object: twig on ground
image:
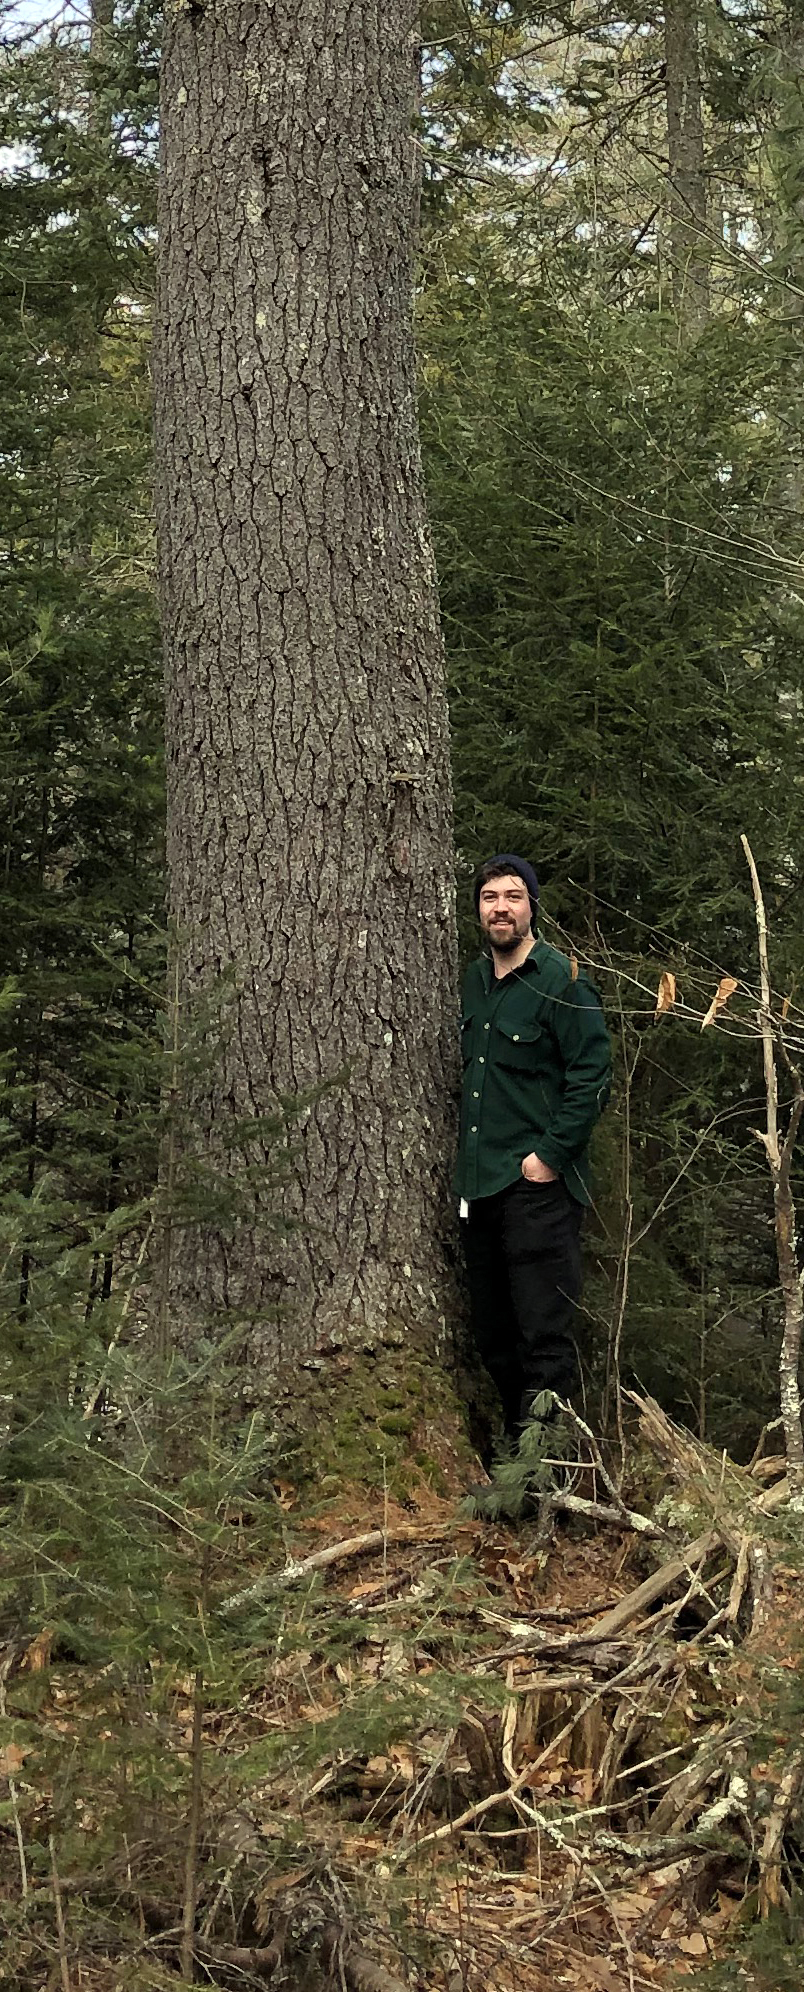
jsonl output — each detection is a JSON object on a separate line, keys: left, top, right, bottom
{"left": 559, "top": 1401, "right": 657, "bottom": 1527}
{"left": 697, "top": 1769, "right": 751, "bottom": 1839}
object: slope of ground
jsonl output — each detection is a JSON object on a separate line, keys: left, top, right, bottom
{"left": 2, "top": 1396, "right": 804, "bottom": 1989}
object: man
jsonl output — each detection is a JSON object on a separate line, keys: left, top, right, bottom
{"left": 456, "top": 855, "right": 611, "bottom": 1452}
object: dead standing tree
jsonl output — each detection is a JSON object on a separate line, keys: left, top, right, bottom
{"left": 153, "top": 3, "right": 459, "bottom": 1365}
{"left": 741, "top": 835, "right": 804, "bottom": 1501}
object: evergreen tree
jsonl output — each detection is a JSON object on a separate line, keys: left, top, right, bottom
{"left": 154, "top": 1, "right": 460, "bottom": 1361}
{"left": 0, "top": 5, "right": 163, "bottom": 1312}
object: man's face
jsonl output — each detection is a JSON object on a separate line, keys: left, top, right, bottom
{"left": 478, "top": 874, "right": 534, "bottom": 952}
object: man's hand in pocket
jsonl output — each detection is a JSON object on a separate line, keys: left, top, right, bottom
{"left": 521, "top": 1152, "right": 559, "bottom": 1184}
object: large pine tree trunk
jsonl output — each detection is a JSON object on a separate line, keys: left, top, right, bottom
{"left": 153, "top": 2, "right": 459, "bottom": 1363}
{"left": 664, "top": 0, "right": 710, "bottom": 340}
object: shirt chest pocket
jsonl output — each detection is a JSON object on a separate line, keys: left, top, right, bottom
{"left": 495, "top": 1018, "right": 545, "bottom": 1070}
{"left": 460, "top": 1013, "right": 475, "bottom": 1064}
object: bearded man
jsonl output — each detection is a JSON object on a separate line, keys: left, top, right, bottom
{"left": 456, "top": 856, "right": 611, "bottom": 1449}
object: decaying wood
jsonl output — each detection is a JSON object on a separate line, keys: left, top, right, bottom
{"left": 747, "top": 1540, "right": 775, "bottom": 1636}
{"left": 757, "top": 1475, "right": 792, "bottom": 1515}
{"left": 476, "top": 1632, "right": 646, "bottom": 1673}
{"left": 394, "top": 1637, "right": 664, "bottom": 1865}
{"left": 651, "top": 1724, "right": 743, "bottom": 1834}
{"left": 749, "top": 1453, "right": 787, "bottom": 1485}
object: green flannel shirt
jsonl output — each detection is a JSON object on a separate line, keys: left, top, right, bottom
{"left": 454, "top": 940, "right": 612, "bottom": 1207}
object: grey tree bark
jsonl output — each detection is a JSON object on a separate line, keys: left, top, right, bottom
{"left": 664, "top": 0, "right": 710, "bottom": 339}
{"left": 153, "top": 1, "right": 459, "bottom": 1366}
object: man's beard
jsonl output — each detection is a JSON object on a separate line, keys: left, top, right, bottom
{"left": 484, "top": 915, "right": 530, "bottom": 953}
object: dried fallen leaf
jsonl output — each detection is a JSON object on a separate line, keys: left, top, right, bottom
{"left": 609, "top": 1891, "right": 656, "bottom": 1921}
{"left": 655, "top": 970, "right": 676, "bottom": 1017}
{"left": 677, "top": 1932, "right": 708, "bottom": 1957}
{"left": 701, "top": 975, "right": 739, "bottom": 1031}
{"left": 572, "top": 1959, "right": 621, "bottom": 1991}
{"left": 570, "top": 954, "right": 579, "bottom": 982}
{"left": 0, "top": 1742, "right": 30, "bottom": 1777}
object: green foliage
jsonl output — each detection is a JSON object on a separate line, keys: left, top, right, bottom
{"left": 461, "top": 1394, "right": 559, "bottom": 1519}
{"left": 416, "top": 18, "right": 804, "bottom": 1454}
{"left": 0, "top": 2, "right": 164, "bottom": 1309}
{"left": 693, "top": 1900, "right": 804, "bottom": 1991}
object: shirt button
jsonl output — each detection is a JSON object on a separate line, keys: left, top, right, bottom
{"left": 483, "top": 1022, "right": 490, "bottom": 1031}
{"left": 472, "top": 1091, "right": 479, "bottom": 1099}
{"left": 470, "top": 1125, "right": 478, "bottom": 1134}
{"left": 513, "top": 1034, "right": 520, "bottom": 1042}
{"left": 479, "top": 1056, "right": 485, "bottom": 1064}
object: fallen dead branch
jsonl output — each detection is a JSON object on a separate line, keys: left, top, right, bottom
{"left": 548, "top": 1489, "right": 663, "bottom": 1534}
{"left": 591, "top": 1530, "right": 718, "bottom": 1638}
{"left": 221, "top": 1524, "right": 448, "bottom": 1612}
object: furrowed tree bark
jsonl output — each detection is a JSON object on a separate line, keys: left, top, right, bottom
{"left": 153, "top": 3, "right": 459, "bottom": 1363}
{"left": 664, "top": 0, "right": 710, "bottom": 340}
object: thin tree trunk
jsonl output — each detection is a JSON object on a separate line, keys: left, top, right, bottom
{"left": 741, "top": 836, "right": 804, "bottom": 1501}
{"left": 664, "top": 0, "right": 709, "bottom": 340}
{"left": 154, "top": 3, "right": 458, "bottom": 1363}
{"left": 180, "top": 1666, "right": 205, "bottom": 1983}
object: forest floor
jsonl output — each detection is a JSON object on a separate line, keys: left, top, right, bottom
{"left": 3, "top": 1390, "right": 804, "bottom": 1990}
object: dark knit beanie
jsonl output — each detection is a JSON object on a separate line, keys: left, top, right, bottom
{"left": 474, "top": 854, "right": 539, "bottom": 916}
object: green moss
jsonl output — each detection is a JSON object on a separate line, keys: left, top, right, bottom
{"left": 378, "top": 1412, "right": 414, "bottom": 1438}
{"left": 277, "top": 1339, "right": 477, "bottom": 1500}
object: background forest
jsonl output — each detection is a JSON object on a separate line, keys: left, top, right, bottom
{"left": 4, "top": 6, "right": 804, "bottom": 1991}
{"left": 3, "top": 0, "right": 803, "bottom": 1449}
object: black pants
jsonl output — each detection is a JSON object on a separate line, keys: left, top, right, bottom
{"left": 463, "top": 1177, "right": 584, "bottom": 1436}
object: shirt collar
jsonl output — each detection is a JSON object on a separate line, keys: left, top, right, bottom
{"left": 479, "top": 938, "right": 543, "bottom": 990}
